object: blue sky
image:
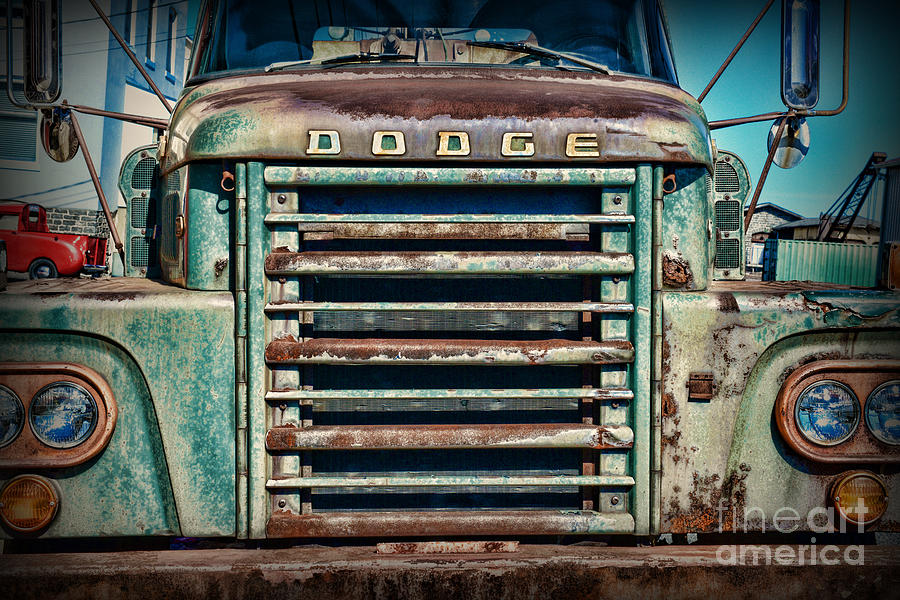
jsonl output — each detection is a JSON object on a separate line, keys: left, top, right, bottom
{"left": 665, "top": 0, "right": 900, "bottom": 220}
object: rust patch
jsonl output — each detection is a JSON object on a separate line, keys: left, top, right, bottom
{"left": 214, "top": 257, "right": 228, "bottom": 277}
{"left": 716, "top": 293, "right": 740, "bottom": 313}
{"left": 662, "top": 253, "right": 693, "bottom": 288}
{"left": 665, "top": 465, "right": 750, "bottom": 534}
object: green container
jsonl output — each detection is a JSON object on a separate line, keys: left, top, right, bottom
{"left": 763, "top": 239, "right": 878, "bottom": 286}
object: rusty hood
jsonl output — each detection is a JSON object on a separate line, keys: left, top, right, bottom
{"left": 164, "top": 67, "right": 713, "bottom": 172}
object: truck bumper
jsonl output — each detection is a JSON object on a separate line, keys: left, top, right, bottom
{"left": 3, "top": 544, "right": 898, "bottom": 599}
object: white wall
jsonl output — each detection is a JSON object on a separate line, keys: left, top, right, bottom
{"left": 0, "top": 0, "right": 112, "bottom": 210}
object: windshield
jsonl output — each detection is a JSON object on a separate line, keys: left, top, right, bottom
{"left": 194, "top": 0, "right": 677, "bottom": 82}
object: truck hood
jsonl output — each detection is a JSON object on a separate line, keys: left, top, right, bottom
{"left": 164, "top": 67, "right": 713, "bottom": 173}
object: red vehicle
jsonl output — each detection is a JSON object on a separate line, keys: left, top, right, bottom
{"left": 0, "top": 203, "right": 108, "bottom": 278}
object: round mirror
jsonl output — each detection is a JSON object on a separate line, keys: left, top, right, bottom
{"left": 40, "top": 108, "right": 79, "bottom": 163}
{"left": 768, "top": 116, "right": 809, "bottom": 169}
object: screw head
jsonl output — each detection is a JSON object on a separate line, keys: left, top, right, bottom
{"left": 613, "top": 195, "right": 623, "bottom": 205}
{"left": 611, "top": 496, "right": 620, "bottom": 506}
{"left": 277, "top": 194, "right": 287, "bottom": 204}
{"left": 278, "top": 499, "right": 286, "bottom": 508}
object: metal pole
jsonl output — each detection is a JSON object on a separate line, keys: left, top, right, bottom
{"left": 87, "top": 0, "right": 173, "bottom": 114}
{"left": 698, "top": 0, "right": 775, "bottom": 103}
{"left": 808, "top": 0, "right": 850, "bottom": 117}
{"left": 744, "top": 116, "right": 790, "bottom": 232}
{"left": 70, "top": 104, "right": 168, "bottom": 130}
{"left": 68, "top": 109, "right": 126, "bottom": 267}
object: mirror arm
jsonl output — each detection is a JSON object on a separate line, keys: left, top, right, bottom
{"left": 87, "top": 0, "right": 173, "bottom": 114}
{"left": 67, "top": 108, "right": 126, "bottom": 268}
{"left": 698, "top": 0, "right": 775, "bottom": 103}
{"left": 803, "top": 0, "right": 849, "bottom": 117}
{"left": 743, "top": 114, "right": 793, "bottom": 232}
{"left": 68, "top": 104, "right": 168, "bottom": 130}
{"left": 710, "top": 0, "right": 849, "bottom": 128}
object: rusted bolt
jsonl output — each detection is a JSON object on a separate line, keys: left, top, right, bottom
{"left": 278, "top": 499, "right": 286, "bottom": 508}
{"left": 723, "top": 270, "right": 730, "bottom": 277}
{"left": 612, "top": 276, "right": 620, "bottom": 284}
{"left": 456, "top": 45, "right": 464, "bottom": 55}
{"left": 278, "top": 277, "right": 287, "bottom": 284}
{"left": 724, "top": 155, "right": 731, "bottom": 162}
{"left": 611, "top": 401, "right": 620, "bottom": 409}
{"left": 140, "top": 151, "right": 148, "bottom": 158}
{"left": 613, "top": 195, "right": 623, "bottom": 205}
{"left": 724, "top": 194, "right": 731, "bottom": 200}
{"left": 141, "top": 191, "right": 147, "bottom": 197}
{"left": 279, "top": 404, "right": 287, "bottom": 411}
{"left": 277, "top": 194, "right": 287, "bottom": 204}
{"left": 610, "top": 496, "right": 620, "bottom": 506}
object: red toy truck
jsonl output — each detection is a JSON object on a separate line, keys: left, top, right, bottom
{"left": 0, "top": 203, "right": 108, "bottom": 278}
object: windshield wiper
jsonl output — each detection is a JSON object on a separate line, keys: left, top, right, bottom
{"left": 465, "top": 41, "right": 610, "bottom": 75}
{"left": 265, "top": 52, "right": 417, "bottom": 72}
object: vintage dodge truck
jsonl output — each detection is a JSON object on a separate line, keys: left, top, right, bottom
{"left": 0, "top": 0, "right": 897, "bottom": 545}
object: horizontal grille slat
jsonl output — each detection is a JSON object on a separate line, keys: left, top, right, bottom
{"left": 266, "top": 301, "right": 634, "bottom": 313}
{"left": 266, "top": 387, "right": 634, "bottom": 402}
{"left": 266, "top": 338, "right": 634, "bottom": 365}
{"left": 267, "top": 510, "right": 635, "bottom": 537}
{"left": 265, "top": 213, "right": 635, "bottom": 224}
{"left": 266, "top": 423, "right": 634, "bottom": 450}
{"left": 267, "top": 475, "right": 635, "bottom": 488}
{"left": 266, "top": 251, "right": 634, "bottom": 276}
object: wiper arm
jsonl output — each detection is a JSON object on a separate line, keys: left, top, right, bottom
{"left": 465, "top": 41, "right": 610, "bottom": 75}
{"left": 265, "top": 52, "right": 416, "bottom": 72}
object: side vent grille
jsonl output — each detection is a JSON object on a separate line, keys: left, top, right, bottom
{"left": 715, "top": 238, "right": 741, "bottom": 269}
{"left": 130, "top": 197, "right": 149, "bottom": 229}
{"left": 714, "top": 161, "right": 740, "bottom": 193}
{"left": 118, "top": 146, "right": 159, "bottom": 277}
{"left": 131, "top": 158, "right": 156, "bottom": 190}
{"left": 715, "top": 200, "right": 741, "bottom": 232}
{"left": 129, "top": 236, "right": 150, "bottom": 267}
{"left": 712, "top": 152, "right": 750, "bottom": 279}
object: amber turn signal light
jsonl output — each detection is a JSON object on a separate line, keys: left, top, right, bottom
{"left": 0, "top": 474, "right": 60, "bottom": 533}
{"left": 831, "top": 470, "right": 888, "bottom": 527}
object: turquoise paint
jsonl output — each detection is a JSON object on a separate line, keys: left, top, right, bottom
{"left": 660, "top": 288, "right": 900, "bottom": 532}
{"left": 0, "top": 333, "right": 178, "bottom": 538}
{"left": 0, "top": 281, "right": 236, "bottom": 537}
{"left": 185, "top": 163, "right": 234, "bottom": 291}
{"left": 660, "top": 167, "right": 710, "bottom": 290}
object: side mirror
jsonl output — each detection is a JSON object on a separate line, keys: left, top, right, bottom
{"left": 40, "top": 108, "right": 79, "bottom": 162}
{"left": 781, "top": 0, "right": 819, "bottom": 110}
{"left": 23, "top": 0, "right": 62, "bottom": 104}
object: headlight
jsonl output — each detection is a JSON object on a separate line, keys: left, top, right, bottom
{"left": 794, "top": 380, "right": 859, "bottom": 446}
{"left": 29, "top": 382, "right": 98, "bottom": 449}
{"left": 0, "top": 475, "right": 60, "bottom": 533}
{"left": 865, "top": 380, "right": 900, "bottom": 445}
{"left": 831, "top": 470, "right": 888, "bottom": 527}
{"left": 0, "top": 384, "right": 24, "bottom": 448}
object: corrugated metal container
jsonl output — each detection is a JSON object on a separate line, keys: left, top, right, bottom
{"left": 762, "top": 239, "right": 878, "bottom": 286}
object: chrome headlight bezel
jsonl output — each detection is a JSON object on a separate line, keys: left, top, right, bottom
{"left": 865, "top": 380, "right": 900, "bottom": 446}
{"left": 794, "top": 379, "right": 860, "bottom": 447}
{"left": 29, "top": 381, "right": 99, "bottom": 449}
{"left": 0, "top": 383, "right": 25, "bottom": 448}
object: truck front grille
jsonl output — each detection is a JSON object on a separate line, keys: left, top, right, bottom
{"left": 252, "top": 165, "right": 647, "bottom": 537}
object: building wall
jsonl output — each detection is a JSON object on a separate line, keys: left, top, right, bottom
{"left": 0, "top": 0, "right": 189, "bottom": 215}
{"left": 744, "top": 207, "right": 803, "bottom": 269}
{"left": 788, "top": 225, "right": 880, "bottom": 245}
{"left": 45, "top": 208, "right": 110, "bottom": 237}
